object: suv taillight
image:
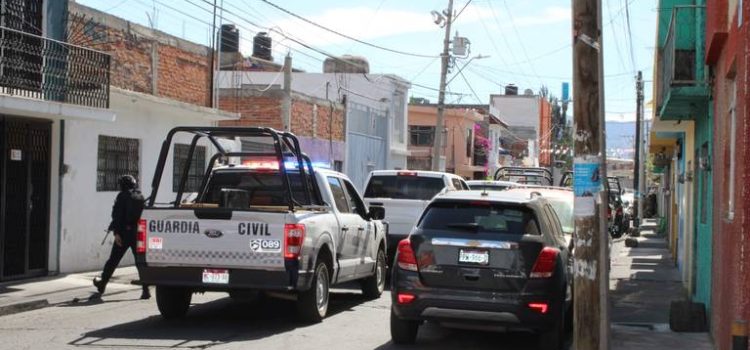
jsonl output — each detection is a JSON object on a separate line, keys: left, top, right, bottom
{"left": 284, "top": 224, "right": 306, "bottom": 260}
{"left": 136, "top": 219, "right": 147, "bottom": 254}
{"left": 397, "top": 238, "right": 418, "bottom": 271}
{"left": 529, "top": 247, "right": 559, "bottom": 278}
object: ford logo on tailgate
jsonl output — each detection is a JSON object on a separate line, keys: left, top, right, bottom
{"left": 204, "top": 229, "right": 223, "bottom": 238}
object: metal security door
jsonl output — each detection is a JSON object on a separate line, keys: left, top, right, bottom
{"left": 0, "top": 116, "right": 51, "bottom": 281}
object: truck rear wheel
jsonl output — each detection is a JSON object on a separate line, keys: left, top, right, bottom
{"left": 360, "top": 248, "right": 386, "bottom": 299}
{"left": 156, "top": 286, "right": 192, "bottom": 319}
{"left": 297, "top": 260, "right": 330, "bottom": 323}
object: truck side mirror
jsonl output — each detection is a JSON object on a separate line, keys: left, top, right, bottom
{"left": 368, "top": 206, "right": 385, "bottom": 220}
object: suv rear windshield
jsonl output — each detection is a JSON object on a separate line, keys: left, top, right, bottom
{"left": 364, "top": 175, "right": 445, "bottom": 200}
{"left": 199, "top": 170, "right": 317, "bottom": 208}
{"left": 419, "top": 201, "right": 539, "bottom": 234}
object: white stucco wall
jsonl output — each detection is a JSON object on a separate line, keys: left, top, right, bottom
{"left": 58, "top": 89, "right": 234, "bottom": 273}
{"left": 490, "top": 95, "right": 540, "bottom": 129}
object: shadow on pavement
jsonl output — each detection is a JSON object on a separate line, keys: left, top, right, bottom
{"left": 67, "top": 290, "right": 369, "bottom": 349}
{"left": 373, "top": 323, "right": 571, "bottom": 350}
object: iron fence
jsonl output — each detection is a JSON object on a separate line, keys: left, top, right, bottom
{"left": 0, "top": 25, "right": 110, "bottom": 108}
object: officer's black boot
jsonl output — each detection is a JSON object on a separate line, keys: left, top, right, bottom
{"left": 93, "top": 277, "right": 106, "bottom": 294}
{"left": 140, "top": 285, "right": 151, "bottom": 300}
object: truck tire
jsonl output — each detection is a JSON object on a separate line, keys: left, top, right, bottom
{"left": 156, "top": 286, "right": 192, "bottom": 319}
{"left": 390, "top": 309, "right": 419, "bottom": 344}
{"left": 360, "top": 248, "right": 386, "bottom": 299}
{"left": 297, "top": 260, "right": 330, "bottom": 323}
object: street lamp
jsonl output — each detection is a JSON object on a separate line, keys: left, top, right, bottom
{"left": 446, "top": 54, "right": 490, "bottom": 86}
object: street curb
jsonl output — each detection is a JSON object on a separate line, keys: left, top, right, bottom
{"left": 0, "top": 299, "right": 49, "bottom": 317}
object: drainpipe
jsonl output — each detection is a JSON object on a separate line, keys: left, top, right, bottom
{"left": 695, "top": 0, "right": 706, "bottom": 84}
{"left": 55, "top": 120, "right": 64, "bottom": 275}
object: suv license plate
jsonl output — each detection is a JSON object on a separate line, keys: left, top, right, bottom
{"left": 202, "top": 269, "right": 229, "bottom": 284}
{"left": 458, "top": 249, "right": 489, "bottom": 265}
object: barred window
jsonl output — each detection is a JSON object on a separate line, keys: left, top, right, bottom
{"left": 97, "top": 135, "right": 140, "bottom": 191}
{"left": 409, "top": 125, "right": 434, "bottom": 146}
{"left": 173, "top": 144, "right": 207, "bottom": 193}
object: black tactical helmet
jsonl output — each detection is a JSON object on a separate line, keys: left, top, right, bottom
{"left": 118, "top": 175, "right": 137, "bottom": 191}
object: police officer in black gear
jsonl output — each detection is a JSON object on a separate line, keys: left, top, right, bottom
{"left": 93, "top": 175, "right": 150, "bottom": 299}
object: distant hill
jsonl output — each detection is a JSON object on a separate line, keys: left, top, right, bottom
{"left": 606, "top": 121, "right": 636, "bottom": 160}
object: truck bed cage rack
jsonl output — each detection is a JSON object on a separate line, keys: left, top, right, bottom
{"left": 149, "top": 127, "right": 321, "bottom": 212}
{"left": 559, "top": 170, "right": 621, "bottom": 196}
{"left": 494, "top": 167, "right": 554, "bottom": 186}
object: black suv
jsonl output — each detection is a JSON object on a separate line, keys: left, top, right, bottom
{"left": 390, "top": 190, "right": 572, "bottom": 350}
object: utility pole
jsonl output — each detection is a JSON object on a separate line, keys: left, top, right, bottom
{"left": 282, "top": 53, "right": 292, "bottom": 132}
{"left": 634, "top": 71, "right": 644, "bottom": 226}
{"left": 572, "top": 0, "right": 609, "bottom": 349}
{"left": 431, "top": 0, "right": 454, "bottom": 171}
{"left": 208, "top": 0, "right": 219, "bottom": 108}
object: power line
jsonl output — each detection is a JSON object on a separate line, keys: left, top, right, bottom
{"left": 501, "top": 0, "right": 543, "bottom": 86}
{"left": 457, "top": 64, "right": 483, "bottom": 104}
{"left": 257, "top": 0, "right": 440, "bottom": 58}
{"left": 622, "top": 0, "right": 638, "bottom": 73}
{"left": 472, "top": 3, "right": 532, "bottom": 88}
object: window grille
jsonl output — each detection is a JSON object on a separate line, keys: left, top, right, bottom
{"left": 97, "top": 135, "right": 139, "bottom": 191}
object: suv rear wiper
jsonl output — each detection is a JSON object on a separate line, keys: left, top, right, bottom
{"left": 445, "top": 223, "right": 481, "bottom": 232}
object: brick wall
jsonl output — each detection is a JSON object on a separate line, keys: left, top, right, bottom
{"left": 157, "top": 45, "right": 211, "bottom": 106}
{"left": 68, "top": 3, "right": 211, "bottom": 107}
{"left": 218, "top": 90, "right": 344, "bottom": 142}
{"left": 218, "top": 93, "right": 284, "bottom": 129}
{"left": 707, "top": 1, "right": 750, "bottom": 349}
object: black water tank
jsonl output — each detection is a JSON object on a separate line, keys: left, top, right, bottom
{"left": 253, "top": 32, "right": 272, "bottom": 61}
{"left": 505, "top": 84, "right": 518, "bottom": 95}
{"left": 220, "top": 24, "right": 239, "bottom": 52}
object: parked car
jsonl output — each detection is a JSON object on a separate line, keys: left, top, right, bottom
{"left": 559, "top": 171, "right": 626, "bottom": 238}
{"left": 390, "top": 190, "right": 572, "bottom": 349}
{"left": 137, "top": 127, "right": 387, "bottom": 323}
{"left": 505, "top": 187, "right": 573, "bottom": 247}
{"left": 466, "top": 180, "right": 519, "bottom": 191}
{"left": 363, "top": 170, "right": 469, "bottom": 265}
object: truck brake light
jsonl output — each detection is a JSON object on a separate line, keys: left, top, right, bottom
{"left": 136, "top": 219, "right": 147, "bottom": 254}
{"left": 284, "top": 224, "right": 306, "bottom": 260}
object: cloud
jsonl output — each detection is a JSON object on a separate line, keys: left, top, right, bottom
{"left": 504, "top": 6, "right": 571, "bottom": 27}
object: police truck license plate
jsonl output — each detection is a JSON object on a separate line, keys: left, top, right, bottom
{"left": 202, "top": 269, "right": 229, "bottom": 284}
{"left": 459, "top": 249, "right": 489, "bottom": 265}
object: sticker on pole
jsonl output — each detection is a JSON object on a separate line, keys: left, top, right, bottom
{"left": 573, "top": 158, "right": 601, "bottom": 217}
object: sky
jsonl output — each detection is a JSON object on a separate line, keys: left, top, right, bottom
{"left": 77, "top": 0, "right": 658, "bottom": 122}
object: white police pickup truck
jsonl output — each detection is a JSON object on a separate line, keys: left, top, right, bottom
{"left": 136, "top": 127, "right": 387, "bottom": 322}
{"left": 363, "top": 170, "right": 469, "bottom": 265}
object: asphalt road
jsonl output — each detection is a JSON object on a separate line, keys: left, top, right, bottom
{"left": 0, "top": 284, "right": 559, "bottom": 350}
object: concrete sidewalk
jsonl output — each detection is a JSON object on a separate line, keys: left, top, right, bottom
{"left": 610, "top": 219, "right": 713, "bottom": 349}
{"left": 0, "top": 266, "right": 143, "bottom": 317}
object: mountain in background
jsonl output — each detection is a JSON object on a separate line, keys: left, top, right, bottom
{"left": 606, "top": 121, "right": 636, "bottom": 160}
